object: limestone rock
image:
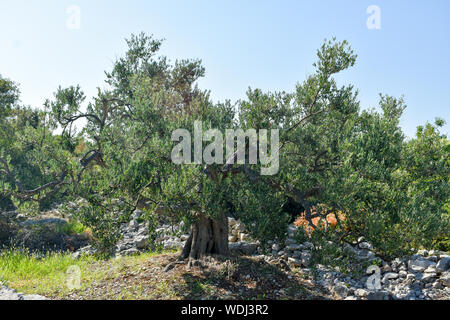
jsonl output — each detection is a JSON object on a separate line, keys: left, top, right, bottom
{"left": 288, "top": 257, "right": 302, "bottom": 267}
{"left": 354, "top": 288, "right": 369, "bottom": 298}
{"left": 408, "top": 257, "right": 436, "bottom": 273}
{"left": 0, "top": 284, "right": 48, "bottom": 300}
{"left": 134, "top": 235, "right": 148, "bottom": 249}
{"left": 439, "top": 272, "right": 450, "bottom": 287}
{"left": 367, "top": 290, "right": 389, "bottom": 300}
{"left": 382, "top": 272, "right": 399, "bottom": 284}
{"left": 333, "top": 283, "right": 349, "bottom": 298}
{"left": 229, "top": 242, "right": 258, "bottom": 256}
{"left": 436, "top": 256, "right": 450, "bottom": 273}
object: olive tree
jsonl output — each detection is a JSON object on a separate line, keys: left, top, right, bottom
{"left": 2, "top": 34, "right": 448, "bottom": 262}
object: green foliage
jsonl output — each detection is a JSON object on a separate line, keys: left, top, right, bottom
{"left": 59, "top": 220, "right": 88, "bottom": 235}
{"left": 0, "top": 247, "right": 92, "bottom": 286}
{"left": 1, "top": 34, "right": 448, "bottom": 261}
{"left": 401, "top": 120, "right": 450, "bottom": 251}
{"left": 0, "top": 247, "right": 175, "bottom": 298}
{"left": 0, "top": 75, "right": 19, "bottom": 120}
{"left": 308, "top": 235, "right": 367, "bottom": 278}
{"left": 232, "top": 178, "right": 289, "bottom": 250}
{"left": 0, "top": 78, "right": 76, "bottom": 211}
{"left": 72, "top": 198, "right": 128, "bottom": 254}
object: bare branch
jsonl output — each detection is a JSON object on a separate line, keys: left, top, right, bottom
{"left": 0, "top": 156, "right": 68, "bottom": 200}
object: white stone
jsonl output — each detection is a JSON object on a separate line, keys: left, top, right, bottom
{"left": 399, "top": 270, "right": 408, "bottom": 278}
{"left": 134, "top": 236, "right": 148, "bottom": 249}
{"left": 285, "top": 244, "right": 304, "bottom": 251}
{"left": 408, "top": 258, "right": 436, "bottom": 273}
{"left": 333, "top": 283, "right": 349, "bottom": 298}
{"left": 288, "top": 257, "right": 302, "bottom": 267}
{"left": 432, "top": 282, "right": 443, "bottom": 290}
{"left": 228, "top": 218, "right": 237, "bottom": 226}
{"left": 354, "top": 288, "right": 369, "bottom": 297}
{"left": 301, "top": 252, "right": 312, "bottom": 267}
{"left": 439, "top": 272, "right": 450, "bottom": 287}
{"left": 436, "top": 256, "right": 450, "bottom": 273}
{"left": 421, "top": 273, "right": 437, "bottom": 284}
{"left": 382, "top": 272, "right": 399, "bottom": 284}
{"left": 417, "top": 249, "right": 428, "bottom": 256}
{"left": 359, "top": 242, "right": 373, "bottom": 250}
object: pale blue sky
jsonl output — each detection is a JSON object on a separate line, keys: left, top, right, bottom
{"left": 0, "top": 0, "right": 449, "bottom": 137}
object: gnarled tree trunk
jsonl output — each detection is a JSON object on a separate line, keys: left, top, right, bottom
{"left": 180, "top": 211, "right": 229, "bottom": 261}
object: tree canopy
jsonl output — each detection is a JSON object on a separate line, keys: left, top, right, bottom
{"left": 0, "top": 33, "right": 448, "bottom": 262}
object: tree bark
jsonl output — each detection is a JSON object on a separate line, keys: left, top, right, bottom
{"left": 180, "top": 211, "right": 229, "bottom": 261}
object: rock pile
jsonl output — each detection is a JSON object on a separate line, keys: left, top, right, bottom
{"left": 228, "top": 218, "right": 250, "bottom": 243}
{"left": 0, "top": 283, "right": 48, "bottom": 300}
{"left": 72, "top": 215, "right": 449, "bottom": 300}
{"left": 74, "top": 215, "right": 259, "bottom": 258}
{"left": 114, "top": 210, "right": 189, "bottom": 256}
{"left": 267, "top": 223, "right": 450, "bottom": 300}
{"left": 0, "top": 210, "right": 89, "bottom": 252}
{"left": 73, "top": 209, "right": 190, "bottom": 258}
{"left": 227, "top": 218, "right": 260, "bottom": 256}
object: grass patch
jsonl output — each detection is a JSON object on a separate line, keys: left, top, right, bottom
{"left": 0, "top": 248, "right": 97, "bottom": 297}
{"left": 58, "top": 220, "right": 89, "bottom": 235}
{"left": 0, "top": 249, "right": 327, "bottom": 300}
{"left": 0, "top": 248, "right": 177, "bottom": 299}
